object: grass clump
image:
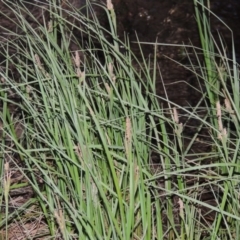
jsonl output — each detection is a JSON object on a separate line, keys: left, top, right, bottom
{"left": 0, "top": 0, "right": 162, "bottom": 239}
{"left": 193, "top": 1, "right": 240, "bottom": 238}
{"left": 0, "top": 0, "right": 239, "bottom": 239}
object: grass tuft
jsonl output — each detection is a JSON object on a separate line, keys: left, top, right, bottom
{"left": 0, "top": 0, "right": 239, "bottom": 239}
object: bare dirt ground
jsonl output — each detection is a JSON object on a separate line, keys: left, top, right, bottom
{"left": 113, "top": 0, "right": 240, "bottom": 104}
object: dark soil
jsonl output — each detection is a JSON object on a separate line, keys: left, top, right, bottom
{"left": 112, "top": 0, "right": 240, "bottom": 157}
{"left": 113, "top": 0, "right": 240, "bottom": 103}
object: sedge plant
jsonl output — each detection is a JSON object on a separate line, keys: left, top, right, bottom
{"left": 0, "top": 0, "right": 164, "bottom": 239}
